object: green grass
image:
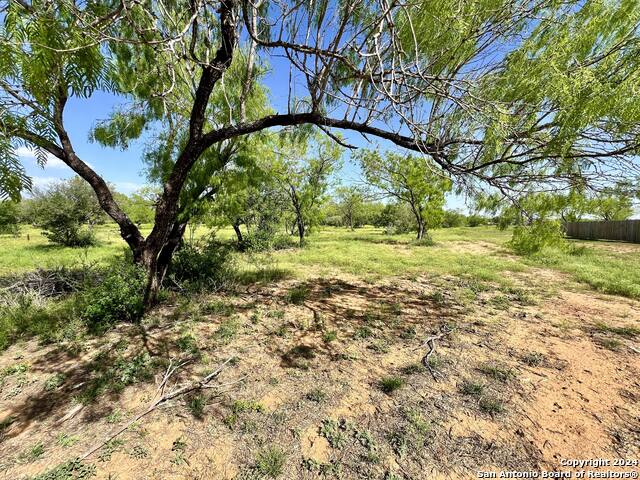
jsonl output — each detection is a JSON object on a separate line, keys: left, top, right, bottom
{"left": 459, "top": 380, "right": 485, "bottom": 396}
{"left": 255, "top": 446, "right": 286, "bottom": 478}
{"left": 0, "top": 223, "right": 223, "bottom": 275}
{"left": 0, "top": 225, "right": 145, "bottom": 275}
{"left": 594, "top": 322, "right": 640, "bottom": 338}
{"left": 525, "top": 242, "right": 640, "bottom": 299}
{"left": 254, "top": 226, "right": 525, "bottom": 283}
{"left": 379, "top": 376, "right": 404, "bottom": 394}
{"left": 29, "top": 459, "right": 96, "bottom": 480}
{"left": 477, "top": 363, "right": 515, "bottom": 382}
{"left": 2, "top": 224, "right": 639, "bottom": 305}
{"left": 479, "top": 396, "right": 505, "bottom": 415}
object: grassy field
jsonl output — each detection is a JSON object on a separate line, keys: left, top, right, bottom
{"left": 0, "top": 224, "right": 639, "bottom": 479}
{"left": 2, "top": 224, "right": 640, "bottom": 298}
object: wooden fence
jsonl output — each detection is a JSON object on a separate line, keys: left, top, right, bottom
{"left": 565, "top": 219, "right": 640, "bottom": 243}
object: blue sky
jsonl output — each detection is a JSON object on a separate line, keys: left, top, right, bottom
{"left": 18, "top": 52, "right": 471, "bottom": 211}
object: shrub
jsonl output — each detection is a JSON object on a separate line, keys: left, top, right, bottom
{"left": 509, "top": 220, "right": 566, "bottom": 255}
{"left": 441, "top": 209, "right": 466, "bottom": 228}
{"left": 0, "top": 201, "right": 20, "bottom": 235}
{"left": 0, "top": 293, "right": 83, "bottom": 351}
{"left": 168, "top": 237, "right": 235, "bottom": 291}
{"left": 270, "top": 233, "right": 297, "bottom": 250}
{"left": 466, "top": 214, "right": 488, "bottom": 227}
{"left": 241, "top": 230, "right": 297, "bottom": 252}
{"left": 42, "top": 221, "right": 96, "bottom": 247}
{"left": 81, "top": 261, "right": 146, "bottom": 329}
{"left": 30, "top": 177, "right": 103, "bottom": 247}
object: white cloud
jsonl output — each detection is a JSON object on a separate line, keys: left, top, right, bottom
{"left": 115, "top": 181, "right": 144, "bottom": 194}
{"left": 28, "top": 176, "right": 65, "bottom": 193}
{"left": 16, "top": 146, "right": 96, "bottom": 170}
{"left": 16, "top": 146, "right": 68, "bottom": 169}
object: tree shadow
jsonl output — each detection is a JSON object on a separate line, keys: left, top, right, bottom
{"left": 0, "top": 320, "right": 186, "bottom": 443}
{"left": 263, "top": 277, "right": 460, "bottom": 370}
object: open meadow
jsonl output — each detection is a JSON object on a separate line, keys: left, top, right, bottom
{"left": 1, "top": 226, "right": 639, "bottom": 479}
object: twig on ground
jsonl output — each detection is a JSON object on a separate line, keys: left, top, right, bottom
{"left": 418, "top": 326, "right": 452, "bottom": 380}
{"left": 80, "top": 356, "right": 239, "bottom": 461}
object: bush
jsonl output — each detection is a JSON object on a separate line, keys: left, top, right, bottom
{"left": 0, "top": 292, "right": 85, "bottom": 351}
{"left": 241, "top": 230, "right": 296, "bottom": 252}
{"left": 0, "top": 201, "right": 20, "bottom": 235}
{"left": 43, "top": 222, "right": 96, "bottom": 247}
{"left": 466, "top": 214, "right": 488, "bottom": 227}
{"left": 509, "top": 220, "right": 566, "bottom": 255}
{"left": 442, "top": 210, "right": 466, "bottom": 228}
{"left": 271, "top": 233, "right": 297, "bottom": 250}
{"left": 81, "top": 261, "right": 146, "bottom": 329}
{"left": 30, "top": 177, "right": 103, "bottom": 247}
{"left": 168, "top": 237, "right": 235, "bottom": 291}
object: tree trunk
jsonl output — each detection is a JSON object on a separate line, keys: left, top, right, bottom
{"left": 409, "top": 202, "right": 425, "bottom": 240}
{"left": 296, "top": 216, "right": 305, "bottom": 247}
{"left": 232, "top": 221, "right": 244, "bottom": 246}
{"left": 141, "top": 222, "right": 187, "bottom": 309}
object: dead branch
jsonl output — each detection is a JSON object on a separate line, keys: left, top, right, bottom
{"left": 419, "top": 326, "right": 452, "bottom": 380}
{"left": 80, "top": 356, "right": 240, "bottom": 461}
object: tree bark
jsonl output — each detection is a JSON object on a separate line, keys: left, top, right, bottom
{"left": 408, "top": 200, "right": 426, "bottom": 240}
{"left": 296, "top": 217, "right": 305, "bottom": 247}
{"left": 232, "top": 221, "right": 244, "bottom": 246}
{"left": 141, "top": 222, "right": 187, "bottom": 308}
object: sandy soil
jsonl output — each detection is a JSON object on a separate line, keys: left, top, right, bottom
{"left": 0, "top": 266, "right": 638, "bottom": 479}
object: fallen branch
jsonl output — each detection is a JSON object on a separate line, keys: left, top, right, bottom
{"left": 418, "top": 326, "right": 452, "bottom": 380}
{"left": 80, "top": 356, "right": 239, "bottom": 461}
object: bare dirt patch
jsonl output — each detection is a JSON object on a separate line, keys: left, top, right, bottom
{"left": 1, "top": 270, "right": 638, "bottom": 479}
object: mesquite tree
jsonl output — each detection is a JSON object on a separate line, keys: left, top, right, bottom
{"left": 358, "top": 150, "right": 452, "bottom": 239}
{"left": 2, "top": 0, "right": 640, "bottom": 306}
{"left": 273, "top": 133, "right": 342, "bottom": 246}
{"left": 335, "top": 186, "right": 365, "bottom": 230}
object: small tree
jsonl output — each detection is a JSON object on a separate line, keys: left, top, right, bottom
{"left": 0, "top": 200, "right": 20, "bottom": 235}
{"left": 589, "top": 184, "right": 635, "bottom": 221}
{"left": 274, "top": 134, "right": 343, "bottom": 246}
{"left": 32, "top": 177, "right": 103, "bottom": 247}
{"left": 357, "top": 151, "right": 452, "bottom": 239}
{"left": 335, "top": 186, "right": 365, "bottom": 230}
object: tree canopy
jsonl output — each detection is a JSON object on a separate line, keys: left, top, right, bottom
{"left": 358, "top": 150, "right": 452, "bottom": 239}
{"left": 2, "top": 0, "right": 640, "bottom": 304}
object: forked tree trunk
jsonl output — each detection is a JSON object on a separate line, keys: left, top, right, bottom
{"left": 409, "top": 203, "right": 426, "bottom": 240}
{"left": 140, "top": 222, "right": 187, "bottom": 308}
